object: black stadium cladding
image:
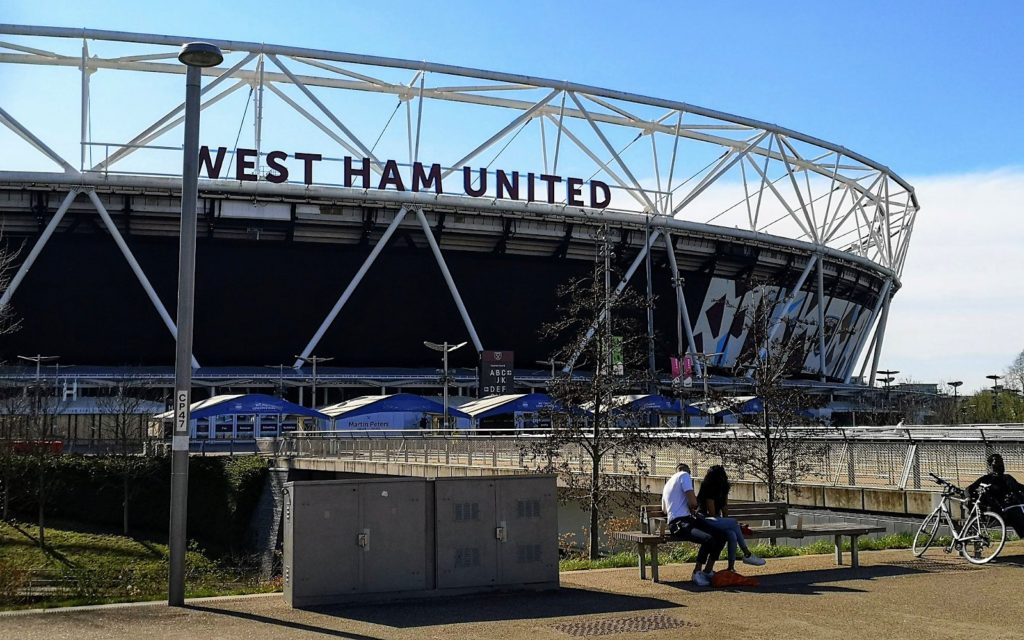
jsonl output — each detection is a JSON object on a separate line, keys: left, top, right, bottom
{"left": 198, "top": 146, "right": 611, "bottom": 208}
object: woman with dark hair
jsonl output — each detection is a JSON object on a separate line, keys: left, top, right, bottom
{"left": 697, "top": 465, "right": 765, "bottom": 571}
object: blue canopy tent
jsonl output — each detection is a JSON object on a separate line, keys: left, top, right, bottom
{"left": 458, "top": 393, "right": 562, "bottom": 431}
{"left": 459, "top": 393, "right": 558, "bottom": 420}
{"left": 610, "top": 394, "right": 702, "bottom": 416}
{"left": 188, "top": 394, "right": 329, "bottom": 420}
{"left": 155, "top": 393, "right": 329, "bottom": 440}
{"left": 320, "top": 393, "right": 471, "bottom": 431}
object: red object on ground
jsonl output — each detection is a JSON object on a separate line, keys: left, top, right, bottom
{"left": 711, "top": 569, "right": 759, "bottom": 588}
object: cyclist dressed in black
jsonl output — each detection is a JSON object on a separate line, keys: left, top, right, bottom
{"left": 967, "top": 453, "right": 1024, "bottom": 537}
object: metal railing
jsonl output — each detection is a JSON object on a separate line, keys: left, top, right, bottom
{"left": 275, "top": 424, "right": 1024, "bottom": 491}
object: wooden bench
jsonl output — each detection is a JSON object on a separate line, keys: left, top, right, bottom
{"left": 611, "top": 503, "right": 886, "bottom": 582}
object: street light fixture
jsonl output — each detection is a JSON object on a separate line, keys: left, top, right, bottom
{"left": 987, "top": 374, "right": 1003, "bottom": 418}
{"left": 169, "top": 41, "right": 222, "bottom": 609}
{"left": 294, "top": 355, "right": 334, "bottom": 408}
{"left": 424, "top": 341, "right": 466, "bottom": 430}
{"left": 947, "top": 381, "right": 963, "bottom": 424}
{"left": 536, "top": 359, "right": 565, "bottom": 381}
{"left": 17, "top": 354, "right": 59, "bottom": 415}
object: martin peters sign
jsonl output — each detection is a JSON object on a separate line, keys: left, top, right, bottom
{"left": 198, "top": 146, "right": 612, "bottom": 209}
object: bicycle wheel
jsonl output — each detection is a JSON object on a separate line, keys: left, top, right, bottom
{"left": 912, "top": 510, "right": 942, "bottom": 556}
{"left": 960, "top": 511, "right": 1006, "bottom": 565}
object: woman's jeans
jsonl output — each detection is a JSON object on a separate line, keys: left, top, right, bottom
{"left": 705, "top": 517, "right": 749, "bottom": 567}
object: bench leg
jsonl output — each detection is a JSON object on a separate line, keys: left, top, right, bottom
{"left": 651, "top": 543, "right": 659, "bottom": 583}
{"left": 834, "top": 535, "right": 843, "bottom": 565}
{"left": 637, "top": 542, "right": 647, "bottom": 580}
{"left": 850, "top": 535, "right": 860, "bottom": 568}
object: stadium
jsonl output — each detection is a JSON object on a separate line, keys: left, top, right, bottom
{"left": 0, "top": 25, "right": 919, "bottom": 402}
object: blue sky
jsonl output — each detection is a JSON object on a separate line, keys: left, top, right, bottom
{"left": 2, "top": 1, "right": 1023, "bottom": 392}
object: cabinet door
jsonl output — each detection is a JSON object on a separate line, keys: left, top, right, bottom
{"left": 435, "top": 478, "right": 499, "bottom": 589}
{"left": 290, "top": 484, "right": 361, "bottom": 598}
{"left": 496, "top": 477, "right": 558, "bottom": 586}
{"left": 360, "top": 481, "right": 429, "bottom": 593}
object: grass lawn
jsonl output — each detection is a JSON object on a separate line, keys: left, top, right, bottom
{"left": 0, "top": 521, "right": 277, "bottom": 610}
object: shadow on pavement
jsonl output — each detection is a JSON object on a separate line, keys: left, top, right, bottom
{"left": 664, "top": 562, "right": 926, "bottom": 595}
{"left": 185, "top": 604, "right": 385, "bottom": 640}
{"left": 314, "top": 587, "right": 681, "bottom": 628}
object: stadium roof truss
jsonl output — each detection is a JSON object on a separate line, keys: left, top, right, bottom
{"left": 0, "top": 25, "right": 920, "bottom": 383}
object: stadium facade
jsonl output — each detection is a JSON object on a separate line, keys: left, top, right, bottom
{"left": 0, "top": 25, "right": 919, "bottom": 396}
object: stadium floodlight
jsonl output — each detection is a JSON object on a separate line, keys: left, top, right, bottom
{"left": 424, "top": 341, "right": 467, "bottom": 430}
{"left": 169, "top": 41, "right": 222, "bottom": 609}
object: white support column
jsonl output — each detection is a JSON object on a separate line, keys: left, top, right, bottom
{"left": 85, "top": 190, "right": 199, "bottom": 369}
{"left": 816, "top": 256, "right": 828, "bottom": 381}
{"left": 294, "top": 207, "right": 410, "bottom": 367}
{"left": 414, "top": 208, "right": 484, "bottom": 353}
{"left": 0, "top": 190, "right": 79, "bottom": 308}
{"left": 843, "top": 278, "right": 892, "bottom": 383}
{"left": 662, "top": 232, "right": 699, "bottom": 373}
{"left": 80, "top": 38, "right": 90, "bottom": 171}
{"left": 564, "top": 228, "right": 663, "bottom": 371}
{"left": 867, "top": 295, "right": 892, "bottom": 387}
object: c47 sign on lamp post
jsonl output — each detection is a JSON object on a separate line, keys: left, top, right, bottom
{"left": 168, "top": 41, "right": 222, "bottom": 608}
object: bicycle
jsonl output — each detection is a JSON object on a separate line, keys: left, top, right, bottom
{"left": 912, "top": 472, "right": 1006, "bottom": 564}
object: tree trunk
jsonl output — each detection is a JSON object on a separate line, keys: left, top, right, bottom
{"left": 764, "top": 429, "right": 776, "bottom": 502}
{"left": 38, "top": 466, "right": 46, "bottom": 548}
{"left": 589, "top": 404, "right": 602, "bottom": 560}
{"left": 123, "top": 473, "right": 130, "bottom": 536}
{"left": 2, "top": 466, "right": 9, "bottom": 520}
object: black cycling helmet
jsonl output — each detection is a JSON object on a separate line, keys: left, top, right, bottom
{"left": 987, "top": 453, "right": 1005, "bottom": 475}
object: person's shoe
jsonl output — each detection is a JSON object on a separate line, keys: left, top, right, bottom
{"left": 743, "top": 554, "right": 766, "bottom": 566}
{"left": 691, "top": 569, "right": 711, "bottom": 587}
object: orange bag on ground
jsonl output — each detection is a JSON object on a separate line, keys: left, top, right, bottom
{"left": 711, "top": 569, "right": 759, "bottom": 588}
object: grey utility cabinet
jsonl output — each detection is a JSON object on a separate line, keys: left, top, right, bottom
{"left": 284, "top": 475, "right": 557, "bottom": 607}
{"left": 435, "top": 476, "right": 558, "bottom": 589}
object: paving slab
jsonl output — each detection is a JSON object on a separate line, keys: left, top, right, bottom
{"left": 2, "top": 544, "right": 1021, "bottom": 640}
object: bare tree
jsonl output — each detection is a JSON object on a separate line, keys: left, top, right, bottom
{"left": 23, "top": 375, "right": 65, "bottom": 548}
{"left": 1006, "top": 349, "right": 1024, "bottom": 395}
{"left": 524, "top": 228, "right": 676, "bottom": 559}
{"left": 691, "top": 285, "right": 834, "bottom": 501}
{"left": 97, "top": 378, "right": 155, "bottom": 535}
{"left": 0, "top": 392, "right": 30, "bottom": 520}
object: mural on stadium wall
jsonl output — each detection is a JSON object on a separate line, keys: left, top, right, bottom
{"left": 691, "top": 277, "right": 873, "bottom": 379}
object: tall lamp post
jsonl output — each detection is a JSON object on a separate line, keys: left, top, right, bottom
{"left": 17, "top": 354, "right": 59, "bottom": 424}
{"left": 536, "top": 359, "right": 565, "bottom": 383}
{"left": 169, "top": 41, "right": 222, "bottom": 608}
{"left": 947, "top": 380, "right": 963, "bottom": 424}
{"left": 986, "top": 374, "right": 1002, "bottom": 419}
{"left": 877, "top": 369, "right": 899, "bottom": 422}
{"left": 425, "top": 341, "right": 466, "bottom": 429}
{"left": 294, "top": 355, "right": 334, "bottom": 408}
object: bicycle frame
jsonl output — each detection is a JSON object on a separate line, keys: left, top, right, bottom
{"left": 928, "top": 493, "right": 986, "bottom": 551}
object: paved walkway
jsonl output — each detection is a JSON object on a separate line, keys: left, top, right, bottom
{"left": 3, "top": 545, "right": 1022, "bottom": 640}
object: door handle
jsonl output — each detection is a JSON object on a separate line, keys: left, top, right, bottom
{"left": 357, "top": 528, "right": 370, "bottom": 550}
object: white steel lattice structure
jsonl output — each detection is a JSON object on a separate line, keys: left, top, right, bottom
{"left": 0, "top": 25, "right": 920, "bottom": 386}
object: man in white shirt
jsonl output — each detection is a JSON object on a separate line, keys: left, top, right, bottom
{"left": 661, "top": 463, "right": 727, "bottom": 587}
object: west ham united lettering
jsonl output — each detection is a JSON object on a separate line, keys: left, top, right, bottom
{"left": 199, "top": 146, "right": 612, "bottom": 209}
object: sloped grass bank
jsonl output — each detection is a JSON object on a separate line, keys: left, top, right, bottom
{"left": 0, "top": 521, "right": 276, "bottom": 610}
